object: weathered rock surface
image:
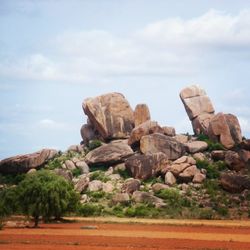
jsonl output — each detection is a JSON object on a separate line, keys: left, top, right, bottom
{"left": 128, "top": 120, "right": 164, "bottom": 146}
{"left": 54, "top": 168, "right": 73, "bottom": 182}
{"left": 121, "top": 178, "right": 141, "bottom": 194}
{"left": 80, "top": 124, "right": 99, "bottom": 144}
{"left": 112, "top": 193, "right": 130, "bottom": 204}
{"left": 180, "top": 85, "right": 215, "bottom": 134}
{"left": 134, "top": 104, "right": 151, "bottom": 127}
{"left": 67, "top": 144, "right": 84, "bottom": 153}
{"left": 162, "top": 126, "right": 176, "bottom": 137}
{"left": 179, "top": 165, "right": 199, "bottom": 182}
{"left": 75, "top": 175, "right": 89, "bottom": 193}
{"left": 193, "top": 173, "right": 206, "bottom": 183}
{"left": 132, "top": 191, "right": 166, "bottom": 208}
{"left": 0, "top": 149, "right": 57, "bottom": 174}
{"left": 184, "top": 141, "right": 208, "bottom": 153}
{"left": 85, "top": 142, "right": 133, "bottom": 166}
{"left": 65, "top": 160, "right": 76, "bottom": 171}
{"left": 75, "top": 161, "right": 89, "bottom": 174}
{"left": 174, "top": 134, "right": 189, "bottom": 144}
{"left": 152, "top": 183, "right": 169, "bottom": 192}
{"left": 125, "top": 153, "right": 168, "bottom": 180}
{"left": 208, "top": 113, "right": 242, "bottom": 149}
{"left": 165, "top": 171, "right": 176, "bottom": 186}
{"left": 225, "top": 151, "right": 245, "bottom": 171}
{"left": 102, "top": 182, "right": 114, "bottom": 193}
{"left": 88, "top": 180, "right": 103, "bottom": 192}
{"left": 220, "top": 173, "right": 250, "bottom": 193}
{"left": 211, "top": 150, "right": 225, "bottom": 161}
{"left": 140, "top": 133, "right": 185, "bottom": 160}
{"left": 82, "top": 92, "right": 134, "bottom": 140}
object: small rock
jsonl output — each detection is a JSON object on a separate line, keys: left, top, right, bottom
{"left": 134, "top": 104, "right": 151, "bottom": 127}
{"left": 109, "top": 174, "right": 121, "bottom": 181}
{"left": 105, "top": 167, "right": 114, "bottom": 176}
{"left": 112, "top": 193, "right": 130, "bottom": 204}
{"left": 211, "top": 150, "right": 225, "bottom": 161}
{"left": 170, "top": 163, "right": 190, "bottom": 176}
{"left": 75, "top": 175, "right": 90, "bottom": 193}
{"left": 165, "top": 171, "right": 176, "bottom": 186}
{"left": 27, "top": 169, "right": 36, "bottom": 174}
{"left": 102, "top": 182, "right": 114, "bottom": 193}
{"left": 193, "top": 152, "right": 206, "bottom": 161}
{"left": 54, "top": 168, "right": 73, "bottom": 182}
{"left": 80, "top": 194, "right": 89, "bottom": 204}
{"left": 152, "top": 183, "right": 169, "bottom": 192}
{"left": 225, "top": 151, "right": 245, "bottom": 171}
{"left": 179, "top": 165, "right": 199, "bottom": 182}
{"left": 75, "top": 161, "right": 89, "bottom": 174}
{"left": 162, "top": 126, "right": 176, "bottom": 137}
{"left": 88, "top": 180, "right": 103, "bottom": 192}
{"left": 65, "top": 160, "right": 76, "bottom": 171}
{"left": 192, "top": 173, "right": 206, "bottom": 183}
{"left": 122, "top": 178, "right": 141, "bottom": 194}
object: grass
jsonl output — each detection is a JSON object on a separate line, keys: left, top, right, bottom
{"left": 72, "top": 168, "right": 82, "bottom": 177}
{"left": 196, "top": 160, "right": 226, "bottom": 179}
{"left": 77, "top": 203, "right": 104, "bottom": 217}
{"left": 0, "top": 173, "right": 26, "bottom": 185}
{"left": 90, "top": 171, "right": 111, "bottom": 182}
{"left": 88, "top": 140, "right": 102, "bottom": 151}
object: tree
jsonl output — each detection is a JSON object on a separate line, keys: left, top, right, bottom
{"left": 0, "top": 186, "right": 19, "bottom": 229}
{"left": 18, "top": 170, "right": 79, "bottom": 227}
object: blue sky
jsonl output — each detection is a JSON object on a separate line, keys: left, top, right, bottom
{"left": 1, "top": 0, "right": 250, "bottom": 159}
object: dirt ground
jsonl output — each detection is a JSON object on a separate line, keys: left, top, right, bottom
{"left": 1, "top": 219, "right": 250, "bottom": 250}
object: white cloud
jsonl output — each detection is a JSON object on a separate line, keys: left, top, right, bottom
{"left": 38, "top": 119, "right": 71, "bottom": 130}
{"left": 238, "top": 116, "right": 250, "bottom": 134}
{"left": 2, "top": 9, "right": 250, "bottom": 82}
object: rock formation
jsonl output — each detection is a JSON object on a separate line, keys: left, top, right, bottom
{"left": 134, "top": 104, "right": 151, "bottom": 127}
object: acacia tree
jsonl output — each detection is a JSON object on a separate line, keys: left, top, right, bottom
{"left": 18, "top": 170, "right": 79, "bottom": 227}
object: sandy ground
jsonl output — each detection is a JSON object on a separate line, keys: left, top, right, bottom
{"left": 0, "top": 218, "right": 250, "bottom": 250}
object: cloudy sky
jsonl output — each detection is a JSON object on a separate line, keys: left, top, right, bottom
{"left": 1, "top": 0, "right": 250, "bottom": 159}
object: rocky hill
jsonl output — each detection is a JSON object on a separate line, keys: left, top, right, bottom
{"left": 0, "top": 85, "right": 249, "bottom": 219}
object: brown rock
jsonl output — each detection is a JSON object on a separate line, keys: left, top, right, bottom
{"left": 174, "top": 134, "right": 189, "bottom": 144}
{"left": 184, "top": 141, "right": 208, "bottom": 153}
{"left": 165, "top": 171, "right": 176, "bottom": 186}
{"left": 134, "top": 104, "right": 151, "bottom": 127}
{"left": 193, "top": 173, "right": 206, "bottom": 183}
{"left": 140, "top": 133, "right": 185, "bottom": 160}
{"left": 112, "top": 193, "right": 130, "bottom": 204}
{"left": 125, "top": 153, "right": 168, "bottom": 180}
{"left": 128, "top": 120, "right": 164, "bottom": 146}
{"left": 225, "top": 151, "right": 245, "bottom": 171}
{"left": 208, "top": 113, "right": 242, "bottom": 149}
{"left": 121, "top": 178, "right": 141, "bottom": 194}
{"left": 85, "top": 142, "right": 133, "bottom": 166}
{"left": 83, "top": 92, "right": 134, "bottom": 140}
{"left": 54, "top": 168, "right": 73, "bottom": 182}
{"left": 132, "top": 191, "right": 166, "bottom": 208}
{"left": 220, "top": 173, "right": 250, "bottom": 193}
{"left": 67, "top": 144, "right": 84, "bottom": 153}
{"left": 211, "top": 150, "right": 226, "bottom": 161}
{"left": 180, "top": 85, "right": 215, "bottom": 135}
{"left": 0, "top": 149, "right": 58, "bottom": 174}
{"left": 169, "top": 163, "right": 190, "bottom": 176}
{"left": 240, "top": 139, "right": 250, "bottom": 150}
{"left": 162, "top": 126, "right": 176, "bottom": 137}
{"left": 152, "top": 183, "right": 169, "bottom": 192}
{"left": 193, "top": 152, "right": 206, "bottom": 161}
{"left": 75, "top": 175, "right": 90, "bottom": 193}
{"left": 179, "top": 165, "right": 199, "bottom": 182}
{"left": 65, "top": 160, "right": 76, "bottom": 171}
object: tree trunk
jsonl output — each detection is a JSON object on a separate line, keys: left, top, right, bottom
{"left": 34, "top": 215, "right": 39, "bottom": 228}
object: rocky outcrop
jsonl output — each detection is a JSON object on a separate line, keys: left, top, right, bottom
{"left": 220, "top": 173, "right": 250, "bottom": 193}
{"left": 125, "top": 153, "right": 168, "bottom": 180}
{"left": 74, "top": 175, "right": 89, "bottom": 193}
{"left": 180, "top": 85, "right": 215, "bottom": 134}
{"left": 225, "top": 151, "right": 245, "bottom": 171}
{"left": 0, "top": 149, "right": 57, "bottom": 174}
{"left": 162, "top": 126, "right": 176, "bottom": 137}
{"left": 121, "top": 178, "right": 141, "bottom": 194}
{"left": 134, "top": 104, "right": 151, "bottom": 127}
{"left": 85, "top": 141, "right": 133, "bottom": 167}
{"left": 128, "top": 120, "right": 163, "bottom": 146}
{"left": 140, "top": 133, "right": 185, "bottom": 160}
{"left": 208, "top": 113, "right": 242, "bottom": 149}
{"left": 82, "top": 92, "right": 134, "bottom": 140}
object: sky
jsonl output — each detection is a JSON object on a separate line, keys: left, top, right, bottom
{"left": 0, "top": 0, "right": 250, "bottom": 159}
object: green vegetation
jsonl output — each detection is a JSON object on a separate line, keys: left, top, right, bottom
{"left": 88, "top": 140, "right": 102, "bottom": 151}
{"left": 90, "top": 171, "right": 110, "bottom": 182}
{"left": 114, "top": 168, "right": 130, "bottom": 179}
{"left": 17, "top": 170, "right": 80, "bottom": 227}
{"left": 196, "top": 160, "right": 226, "bottom": 179}
{"left": 0, "top": 173, "right": 26, "bottom": 185}
{"left": 77, "top": 203, "right": 104, "bottom": 217}
{"left": 72, "top": 168, "right": 82, "bottom": 177}
{"left": 197, "top": 134, "right": 225, "bottom": 151}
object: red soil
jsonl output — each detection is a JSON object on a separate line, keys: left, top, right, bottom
{"left": 1, "top": 221, "right": 250, "bottom": 250}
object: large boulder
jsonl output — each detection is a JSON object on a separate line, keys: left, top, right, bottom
{"left": 225, "top": 151, "right": 245, "bottom": 171}
{"left": 80, "top": 124, "right": 99, "bottom": 144}
{"left": 82, "top": 92, "right": 134, "bottom": 140}
{"left": 85, "top": 141, "right": 133, "bottom": 167}
{"left": 208, "top": 113, "right": 242, "bottom": 149}
{"left": 220, "top": 173, "right": 250, "bottom": 193}
{"left": 140, "top": 133, "right": 185, "bottom": 160}
{"left": 184, "top": 141, "right": 208, "bottom": 153}
{"left": 125, "top": 153, "right": 168, "bottom": 180}
{"left": 134, "top": 104, "right": 151, "bottom": 127}
{"left": 180, "top": 85, "right": 215, "bottom": 134}
{"left": 128, "top": 120, "right": 164, "bottom": 146}
{"left": 0, "top": 149, "right": 57, "bottom": 174}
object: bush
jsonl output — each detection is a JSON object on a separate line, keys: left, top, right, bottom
{"left": 72, "top": 168, "right": 82, "bottom": 177}
{"left": 17, "top": 170, "right": 80, "bottom": 227}
{"left": 196, "top": 160, "right": 222, "bottom": 179}
{"left": 90, "top": 171, "right": 110, "bottom": 182}
{"left": 77, "top": 203, "right": 103, "bottom": 217}
{"left": 88, "top": 140, "right": 102, "bottom": 151}
{"left": 0, "top": 173, "right": 26, "bottom": 185}
{"left": 125, "top": 204, "right": 159, "bottom": 218}
{"left": 197, "top": 134, "right": 225, "bottom": 151}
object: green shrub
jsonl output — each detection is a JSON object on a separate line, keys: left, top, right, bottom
{"left": 216, "top": 206, "right": 229, "bottom": 217}
{"left": 90, "top": 171, "right": 110, "bottom": 182}
{"left": 17, "top": 170, "right": 80, "bottom": 227}
{"left": 125, "top": 204, "right": 159, "bottom": 218}
{"left": 86, "top": 191, "right": 106, "bottom": 202}
{"left": 198, "top": 208, "right": 214, "bottom": 219}
{"left": 0, "top": 173, "right": 26, "bottom": 185}
{"left": 88, "top": 140, "right": 102, "bottom": 151}
{"left": 115, "top": 168, "right": 130, "bottom": 179}
{"left": 78, "top": 203, "right": 103, "bottom": 217}
{"left": 202, "top": 179, "right": 220, "bottom": 198}
{"left": 72, "top": 168, "right": 82, "bottom": 177}
{"left": 196, "top": 160, "right": 221, "bottom": 179}
{"left": 197, "top": 134, "right": 225, "bottom": 151}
